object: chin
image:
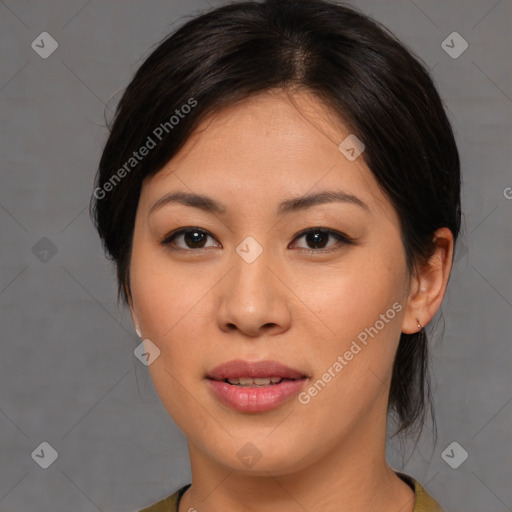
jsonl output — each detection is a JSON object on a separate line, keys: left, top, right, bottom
{"left": 199, "top": 435, "right": 317, "bottom": 476}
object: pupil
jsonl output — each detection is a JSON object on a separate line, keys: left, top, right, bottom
{"left": 306, "top": 231, "right": 328, "bottom": 249}
{"left": 185, "top": 231, "right": 206, "bottom": 248}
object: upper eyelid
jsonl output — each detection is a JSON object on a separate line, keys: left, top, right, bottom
{"left": 162, "top": 227, "right": 214, "bottom": 244}
{"left": 292, "top": 227, "right": 346, "bottom": 239}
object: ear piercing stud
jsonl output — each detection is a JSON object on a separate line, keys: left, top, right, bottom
{"left": 416, "top": 319, "right": 422, "bottom": 330}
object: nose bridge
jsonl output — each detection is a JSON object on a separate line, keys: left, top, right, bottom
{"left": 230, "top": 236, "right": 277, "bottom": 306}
{"left": 216, "top": 235, "right": 292, "bottom": 335}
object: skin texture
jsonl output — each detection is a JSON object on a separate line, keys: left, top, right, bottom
{"left": 129, "top": 90, "right": 454, "bottom": 512}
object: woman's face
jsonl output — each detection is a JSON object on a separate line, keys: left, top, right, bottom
{"left": 129, "top": 91, "right": 415, "bottom": 475}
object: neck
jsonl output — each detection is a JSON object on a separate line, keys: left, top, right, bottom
{"left": 179, "top": 405, "right": 414, "bottom": 512}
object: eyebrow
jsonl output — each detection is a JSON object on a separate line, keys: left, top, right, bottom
{"left": 277, "top": 190, "right": 369, "bottom": 214}
{"left": 149, "top": 189, "right": 369, "bottom": 216}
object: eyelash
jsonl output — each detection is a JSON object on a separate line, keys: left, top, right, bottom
{"left": 160, "top": 227, "right": 355, "bottom": 253}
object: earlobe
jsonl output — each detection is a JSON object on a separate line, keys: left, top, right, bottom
{"left": 129, "top": 304, "right": 142, "bottom": 338}
{"left": 401, "top": 227, "right": 454, "bottom": 334}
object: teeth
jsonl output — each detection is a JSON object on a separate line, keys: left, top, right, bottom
{"left": 226, "top": 377, "right": 283, "bottom": 386}
{"left": 253, "top": 377, "right": 272, "bottom": 385}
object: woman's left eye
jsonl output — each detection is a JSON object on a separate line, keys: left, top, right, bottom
{"left": 290, "top": 228, "right": 353, "bottom": 251}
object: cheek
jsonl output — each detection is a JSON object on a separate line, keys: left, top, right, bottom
{"left": 130, "top": 254, "right": 215, "bottom": 430}
{"left": 129, "top": 242, "right": 231, "bottom": 408}
{"left": 297, "top": 249, "right": 406, "bottom": 343}
{"left": 297, "top": 244, "right": 408, "bottom": 398}
{"left": 130, "top": 236, "right": 208, "bottom": 338}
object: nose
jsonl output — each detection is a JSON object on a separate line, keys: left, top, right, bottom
{"left": 216, "top": 247, "right": 292, "bottom": 338}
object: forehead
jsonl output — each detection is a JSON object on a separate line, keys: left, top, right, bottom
{"left": 140, "top": 91, "right": 393, "bottom": 219}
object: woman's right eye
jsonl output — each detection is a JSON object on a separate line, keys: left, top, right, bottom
{"left": 161, "top": 228, "right": 221, "bottom": 250}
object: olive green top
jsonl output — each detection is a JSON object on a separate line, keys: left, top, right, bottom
{"left": 139, "top": 472, "right": 444, "bottom": 512}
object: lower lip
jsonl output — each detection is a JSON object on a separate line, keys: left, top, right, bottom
{"left": 207, "top": 379, "right": 307, "bottom": 412}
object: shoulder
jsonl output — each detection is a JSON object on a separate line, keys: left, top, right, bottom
{"left": 397, "top": 472, "right": 445, "bottom": 512}
{"left": 138, "top": 483, "right": 191, "bottom": 512}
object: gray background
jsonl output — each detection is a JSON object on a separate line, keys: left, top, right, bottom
{"left": 0, "top": 0, "right": 511, "bottom": 511}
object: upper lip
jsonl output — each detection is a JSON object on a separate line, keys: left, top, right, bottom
{"left": 207, "top": 359, "right": 307, "bottom": 381}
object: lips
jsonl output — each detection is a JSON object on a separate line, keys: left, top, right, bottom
{"left": 207, "top": 359, "right": 306, "bottom": 381}
{"left": 206, "top": 359, "right": 308, "bottom": 413}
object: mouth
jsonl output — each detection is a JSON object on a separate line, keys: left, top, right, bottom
{"left": 221, "top": 376, "right": 293, "bottom": 387}
{"left": 206, "top": 359, "right": 308, "bottom": 412}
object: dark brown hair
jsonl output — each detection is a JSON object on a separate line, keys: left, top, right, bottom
{"left": 91, "top": 0, "right": 461, "bottom": 438}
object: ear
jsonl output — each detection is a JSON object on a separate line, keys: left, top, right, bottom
{"left": 401, "top": 227, "right": 454, "bottom": 334}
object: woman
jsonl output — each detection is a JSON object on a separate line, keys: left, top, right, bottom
{"left": 91, "top": 1, "right": 461, "bottom": 510}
